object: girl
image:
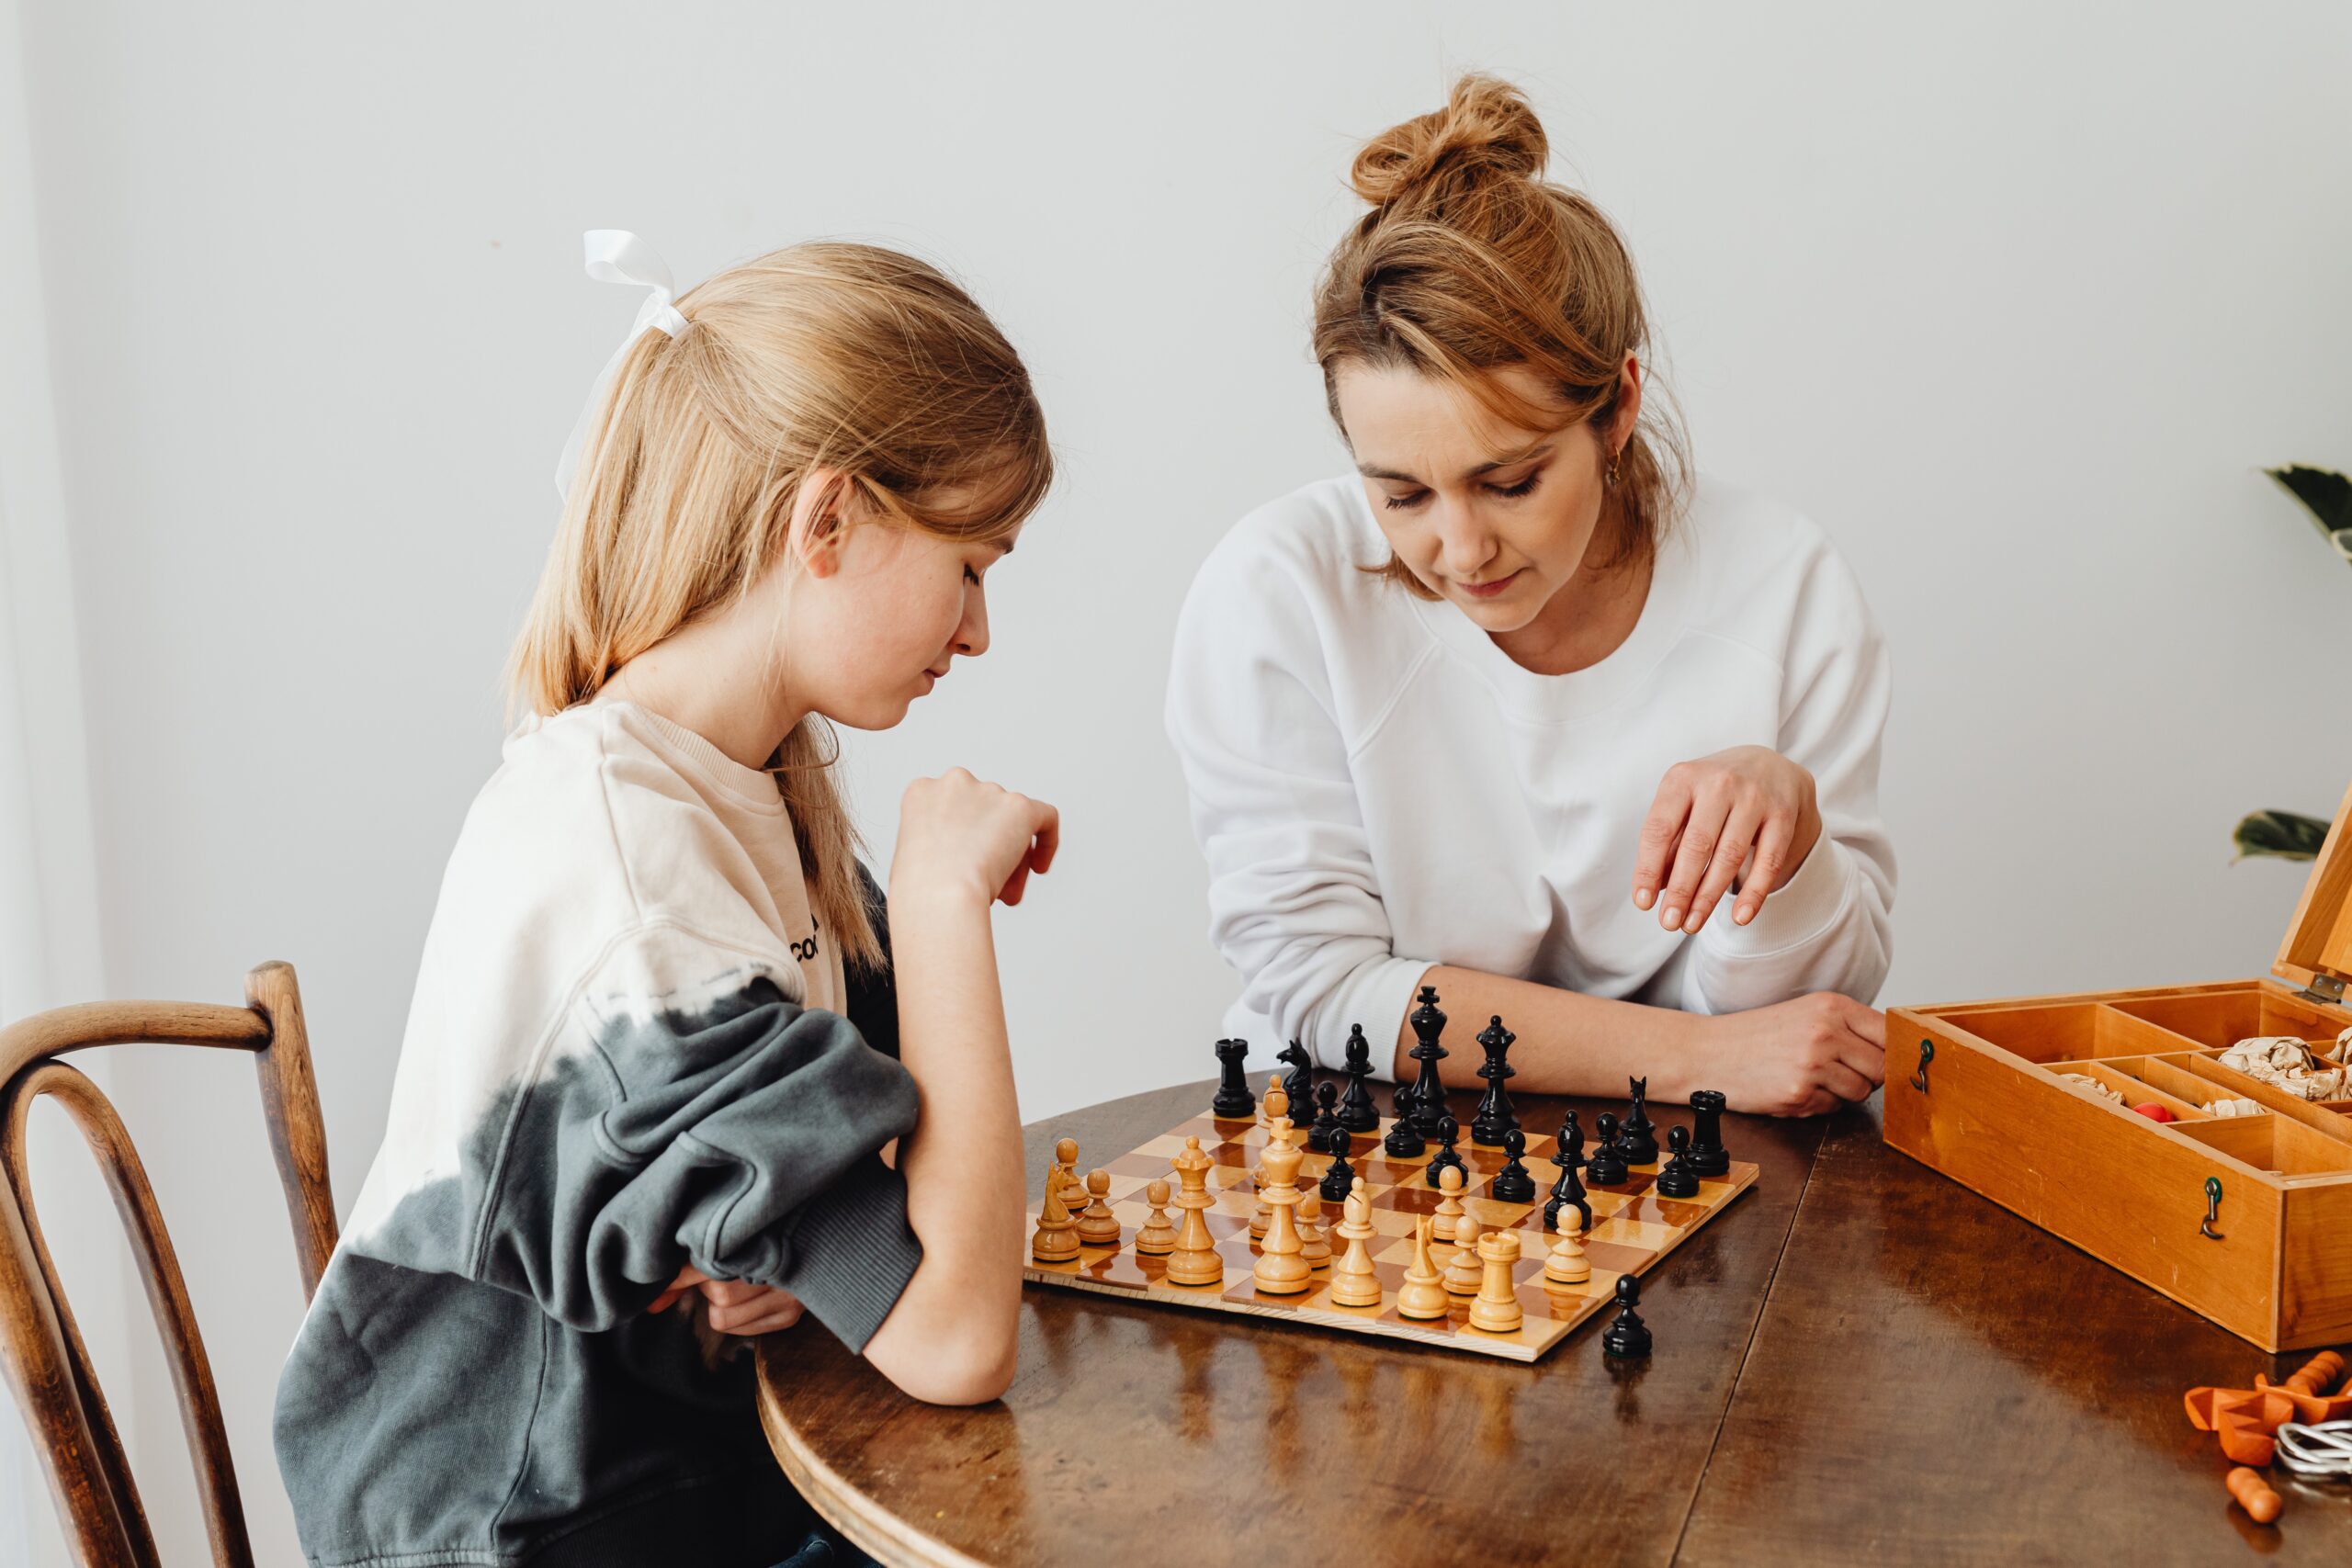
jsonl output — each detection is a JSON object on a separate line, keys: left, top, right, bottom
{"left": 275, "top": 233, "right": 1057, "bottom": 1568}
{"left": 1167, "top": 76, "right": 1893, "bottom": 1117}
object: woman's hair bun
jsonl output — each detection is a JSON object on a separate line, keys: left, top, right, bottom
{"left": 1349, "top": 73, "right": 1548, "bottom": 210}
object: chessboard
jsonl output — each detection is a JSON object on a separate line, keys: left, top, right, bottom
{"left": 1023, "top": 1094, "right": 1758, "bottom": 1363}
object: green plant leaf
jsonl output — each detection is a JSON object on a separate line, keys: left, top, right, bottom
{"left": 2266, "top": 465, "right": 2352, "bottom": 542}
{"left": 2233, "top": 809, "right": 2332, "bottom": 863}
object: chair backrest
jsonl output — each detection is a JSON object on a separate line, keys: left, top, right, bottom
{"left": 0, "top": 961, "right": 337, "bottom": 1568}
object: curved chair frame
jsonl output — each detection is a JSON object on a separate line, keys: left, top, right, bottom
{"left": 0, "top": 961, "right": 337, "bottom": 1568}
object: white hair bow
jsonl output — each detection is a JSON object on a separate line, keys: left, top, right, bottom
{"left": 553, "top": 230, "right": 694, "bottom": 503}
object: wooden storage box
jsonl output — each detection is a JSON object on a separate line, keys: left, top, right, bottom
{"left": 1885, "top": 784, "right": 2352, "bottom": 1352}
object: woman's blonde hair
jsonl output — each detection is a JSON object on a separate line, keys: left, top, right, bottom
{"left": 507, "top": 242, "right": 1053, "bottom": 968}
{"left": 1313, "top": 74, "right": 1689, "bottom": 595}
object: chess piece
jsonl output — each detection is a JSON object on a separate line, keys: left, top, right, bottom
{"left": 1076, "top": 1168, "right": 1121, "bottom": 1247}
{"left": 1135, "top": 1179, "right": 1178, "bottom": 1255}
{"left": 1443, "top": 1222, "right": 1485, "bottom": 1296}
{"left": 1688, "top": 1089, "right": 1730, "bottom": 1179}
{"left": 1584, "top": 1113, "right": 1629, "bottom": 1186}
{"left": 1406, "top": 985, "right": 1451, "bottom": 1138}
{"left": 1251, "top": 1077, "right": 1292, "bottom": 1239}
{"left": 1425, "top": 1113, "right": 1468, "bottom": 1190}
{"left": 1490, "top": 1126, "right": 1535, "bottom": 1203}
{"left": 1297, "top": 1191, "right": 1331, "bottom": 1268}
{"left": 1252, "top": 1099, "right": 1313, "bottom": 1295}
{"left": 1470, "top": 1015, "right": 1520, "bottom": 1145}
{"left": 1544, "top": 1146, "right": 1591, "bottom": 1235}
{"left": 1329, "top": 1179, "right": 1382, "bottom": 1307}
{"left": 1031, "top": 1149, "right": 1080, "bottom": 1263}
{"left": 1601, "top": 1272, "right": 1653, "bottom": 1358}
{"left": 1384, "top": 1073, "right": 1426, "bottom": 1157}
{"left": 1544, "top": 1210, "right": 1590, "bottom": 1286}
{"left": 1396, "top": 1214, "right": 1450, "bottom": 1320}
{"left": 1211, "top": 1037, "right": 1256, "bottom": 1120}
{"left": 1468, "top": 1227, "right": 1525, "bottom": 1334}
{"left": 1310, "top": 1081, "right": 1348, "bottom": 1156}
{"left": 1621, "top": 1076, "right": 1658, "bottom": 1166}
{"left": 1655, "top": 1125, "right": 1700, "bottom": 1199}
{"left": 1557, "top": 1110, "right": 1585, "bottom": 1171}
{"left": 1432, "top": 1163, "right": 1469, "bottom": 1244}
{"left": 1276, "top": 1038, "right": 1314, "bottom": 1112}
{"left": 1319, "top": 1132, "right": 1358, "bottom": 1202}
{"left": 1338, "top": 1024, "right": 1383, "bottom": 1133}
{"left": 1166, "top": 1136, "right": 1223, "bottom": 1286}
{"left": 1055, "top": 1137, "right": 1086, "bottom": 1210}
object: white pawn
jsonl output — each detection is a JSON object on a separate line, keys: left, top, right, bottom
{"left": 1443, "top": 1222, "right": 1485, "bottom": 1297}
{"left": 1544, "top": 1213, "right": 1590, "bottom": 1287}
{"left": 1432, "top": 1164, "right": 1468, "bottom": 1245}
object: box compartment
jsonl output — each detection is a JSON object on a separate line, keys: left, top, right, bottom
{"left": 2175, "top": 1113, "right": 2352, "bottom": 1179}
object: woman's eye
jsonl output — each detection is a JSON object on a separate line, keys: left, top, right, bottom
{"left": 1382, "top": 491, "right": 1430, "bottom": 512}
{"left": 1487, "top": 472, "right": 1543, "bottom": 500}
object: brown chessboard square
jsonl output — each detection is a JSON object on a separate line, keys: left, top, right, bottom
{"left": 1025, "top": 1100, "right": 1757, "bottom": 1362}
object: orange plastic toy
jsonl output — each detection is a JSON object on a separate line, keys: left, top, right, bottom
{"left": 2185, "top": 1350, "right": 2352, "bottom": 1466}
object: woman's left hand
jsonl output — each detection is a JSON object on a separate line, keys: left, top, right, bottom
{"left": 650, "top": 1265, "right": 807, "bottom": 1336}
{"left": 1632, "top": 746, "right": 1821, "bottom": 934}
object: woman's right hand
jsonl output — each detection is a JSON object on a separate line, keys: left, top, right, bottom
{"left": 892, "top": 768, "right": 1060, "bottom": 909}
{"left": 1698, "top": 992, "right": 1886, "bottom": 1116}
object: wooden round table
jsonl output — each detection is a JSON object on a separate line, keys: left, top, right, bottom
{"left": 761, "top": 1075, "right": 2352, "bottom": 1565}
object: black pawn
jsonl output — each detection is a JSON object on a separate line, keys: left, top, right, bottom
{"left": 1210, "top": 1037, "right": 1256, "bottom": 1120}
{"left": 1425, "top": 1113, "right": 1467, "bottom": 1190}
{"left": 1406, "top": 987, "right": 1451, "bottom": 1139}
{"left": 1621, "top": 1077, "right": 1658, "bottom": 1166}
{"left": 1688, "top": 1089, "right": 1730, "bottom": 1179}
{"left": 1338, "top": 1025, "right": 1382, "bottom": 1134}
{"left": 1544, "top": 1145, "right": 1590, "bottom": 1234}
{"left": 1601, "top": 1272, "right": 1652, "bottom": 1358}
{"left": 1489, "top": 1127, "right": 1535, "bottom": 1203}
{"left": 1469, "top": 1015, "right": 1521, "bottom": 1145}
{"left": 1320, "top": 1135, "right": 1358, "bottom": 1202}
{"left": 1655, "top": 1125, "right": 1700, "bottom": 1199}
{"left": 1584, "top": 1112, "right": 1629, "bottom": 1186}
{"left": 1556, "top": 1109, "right": 1585, "bottom": 1172}
{"left": 1384, "top": 1076, "right": 1426, "bottom": 1157}
{"left": 1311, "top": 1081, "right": 1348, "bottom": 1156}
{"left": 1276, "top": 1040, "right": 1314, "bottom": 1112}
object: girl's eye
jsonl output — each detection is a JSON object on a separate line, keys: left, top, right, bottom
{"left": 1382, "top": 491, "right": 1430, "bottom": 512}
{"left": 1487, "top": 472, "right": 1543, "bottom": 500}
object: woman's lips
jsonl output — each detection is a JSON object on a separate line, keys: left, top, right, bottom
{"left": 1457, "top": 569, "right": 1523, "bottom": 600}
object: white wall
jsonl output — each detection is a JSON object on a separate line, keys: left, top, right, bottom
{"left": 14, "top": 2, "right": 2351, "bottom": 1561}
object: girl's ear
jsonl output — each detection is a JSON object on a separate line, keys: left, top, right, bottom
{"left": 1609, "top": 355, "right": 1644, "bottom": 451}
{"left": 786, "top": 468, "right": 854, "bottom": 580}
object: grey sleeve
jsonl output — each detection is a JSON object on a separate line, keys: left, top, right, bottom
{"left": 466, "top": 974, "right": 923, "bottom": 1350}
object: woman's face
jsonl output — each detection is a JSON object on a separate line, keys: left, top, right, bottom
{"left": 1332, "top": 359, "right": 1638, "bottom": 637}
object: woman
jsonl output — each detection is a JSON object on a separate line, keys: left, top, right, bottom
{"left": 1166, "top": 76, "right": 1891, "bottom": 1116}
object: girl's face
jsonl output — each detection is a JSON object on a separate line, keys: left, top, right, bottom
{"left": 786, "top": 489, "right": 1012, "bottom": 732}
{"left": 1332, "top": 359, "right": 1638, "bottom": 637}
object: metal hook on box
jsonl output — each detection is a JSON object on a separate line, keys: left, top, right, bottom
{"left": 1910, "top": 1039, "right": 1934, "bottom": 1094}
{"left": 2200, "top": 1176, "right": 2224, "bottom": 1241}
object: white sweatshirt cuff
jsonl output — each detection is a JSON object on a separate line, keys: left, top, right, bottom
{"left": 1314, "top": 953, "right": 1437, "bottom": 1079}
{"left": 1702, "top": 833, "right": 1856, "bottom": 959}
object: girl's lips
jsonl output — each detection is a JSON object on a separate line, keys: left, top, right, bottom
{"left": 1458, "top": 569, "right": 1523, "bottom": 600}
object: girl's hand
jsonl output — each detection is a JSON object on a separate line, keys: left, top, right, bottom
{"left": 892, "top": 768, "right": 1059, "bottom": 909}
{"left": 650, "top": 1265, "right": 807, "bottom": 1336}
{"left": 1699, "top": 993, "right": 1886, "bottom": 1117}
{"left": 1633, "top": 746, "right": 1822, "bottom": 934}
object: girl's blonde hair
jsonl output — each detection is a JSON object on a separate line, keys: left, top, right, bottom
{"left": 1313, "top": 74, "right": 1689, "bottom": 594}
{"left": 507, "top": 242, "right": 1053, "bottom": 969}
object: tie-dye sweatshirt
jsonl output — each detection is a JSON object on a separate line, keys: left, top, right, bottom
{"left": 274, "top": 698, "right": 923, "bottom": 1568}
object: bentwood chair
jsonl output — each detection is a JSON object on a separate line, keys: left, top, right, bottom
{"left": 0, "top": 961, "right": 338, "bottom": 1567}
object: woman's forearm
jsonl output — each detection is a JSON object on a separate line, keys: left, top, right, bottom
{"left": 1387, "top": 964, "right": 1717, "bottom": 1100}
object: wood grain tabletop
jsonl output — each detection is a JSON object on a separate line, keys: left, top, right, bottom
{"left": 756, "top": 1077, "right": 2352, "bottom": 1566}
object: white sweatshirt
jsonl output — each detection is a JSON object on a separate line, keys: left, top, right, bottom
{"left": 1164, "top": 473, "right": 1895, "bottom": 1077}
